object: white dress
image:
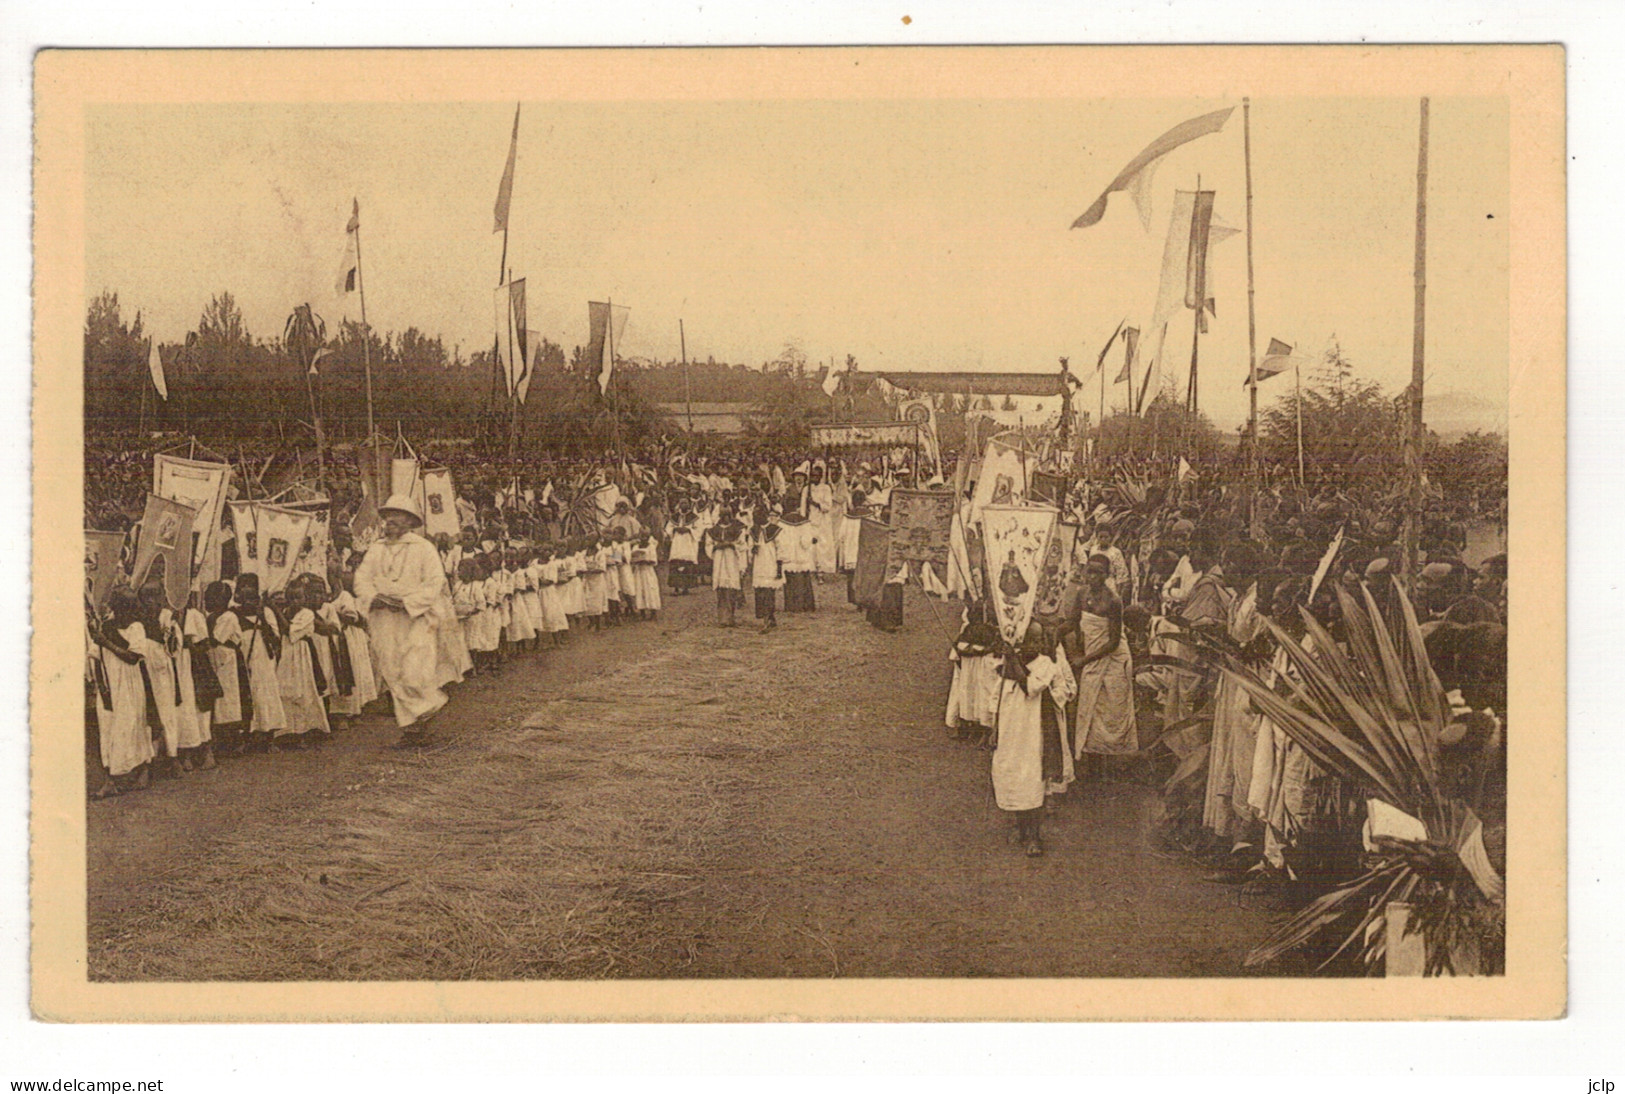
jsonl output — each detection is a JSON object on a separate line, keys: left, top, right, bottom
{"left": 240, "top": 608, "right": 288, "bottom": 736}
{"left": 631, "top": 544, "right": 662, "bottom": 610}
{"left": 91, "top": 624, "right": 157, "bottom": 776}
{"left": 208, "top": 611, "right": 245, "bottom": 725}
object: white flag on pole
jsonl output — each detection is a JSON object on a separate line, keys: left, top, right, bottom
{"left": 147, "top": 337, "right": 168, "bottom": 401}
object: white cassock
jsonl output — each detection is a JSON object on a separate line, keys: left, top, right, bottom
{"left": 809, "top": 481, "right": 838, "bottom": 573}
{"left": 990, "top": 654, "right": 1067, "bottom": 812}
{"left": 355, "top": 530, "right": 452, "bottom": 728}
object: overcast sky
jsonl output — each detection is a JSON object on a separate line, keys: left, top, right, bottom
{"left": 85, "top": 95, "right": 1507, "bottom": 431}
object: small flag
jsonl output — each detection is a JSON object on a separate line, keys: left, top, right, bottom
{"left": 493, "top": 104, "right": 520, "bottom": 234}
{"left": 335, "top": 200, "right": 359, "bottom": 296}
{"left": 821, "top": 366, "right": 842, "bottom": 398}
{"left": 1115, "top": 326, "right": 1139, "bottom": 384}
{"left": 1177, "top": 456, "right": 1194, "bottom": 484}
{"left": 1244, "top": 337, "right": 1298, "bottom": 386}
{"left": 1072, "top": 107, "right": 1236, "bottom": 231}
{"left": 147, "top": 337, "right": 168, "bottom": 401}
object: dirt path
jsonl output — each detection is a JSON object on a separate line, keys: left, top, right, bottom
{"left": 88, "top": 579, "right": 1267, "bottom": 980}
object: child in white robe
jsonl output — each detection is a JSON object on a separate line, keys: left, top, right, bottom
{"left": 233, "top": 574, "right": 287, "bottom": 750}
{"left": 329, "top": 571, "right": 380, "bottom": 718}
{"left": 203, "top": 581, "right": 247, "bottom": 755}
{"left": 749, "top": 518, "right": 781, "bottom": 632}
{"left": 582, "top": 541, "right": 609, "bottom": 629}
{"left": 945, "top": 599, "right": 999, "bottom": 743}
{"left": 163, "top": 597, "right": 218, "bottom": 768}
{"left": 136, "top": 585, "right": 191, "bottom": 773}
{"left": 991, "top": 623, "right": 1074, "bottom": 857}
{"left": 89, "top": 589, "right": 158, "bottom": 794}
{"left": 631, "top": 535, "right": 662, "bottom": 620}
{"left": 276, "top": 578, "right": 331, "bottom": 745}
{"left": 537, "top": 548, "right": 570, "bottom": 640}
{"left": 518, "top": 551, "right": 546, "bottom": 649}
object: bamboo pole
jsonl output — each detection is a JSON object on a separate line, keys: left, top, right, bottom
{"left": 1404, "top": 98, "right": 1429, "bottom": 584}
{"left": 354, "top": 210, "right": 376, "bottom": 441}
{"left": 1244, "top": 98, "right": 1261, "bottom": 513}
{"left": 680, "top": 318, "right": 693, "bottom": 433}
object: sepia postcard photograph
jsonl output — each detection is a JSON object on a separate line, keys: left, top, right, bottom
{"left": 29, "top": 44, "right": 1565, "bottom": 1023}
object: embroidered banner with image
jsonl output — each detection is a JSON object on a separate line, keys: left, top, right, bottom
{"left": 980, "top": 504, "right": 1058, "bottom": 646}
{"left": 153, "top": 453, "right": 231, "bottom": 588}
{"left": 421, "top": 468, "right": 461, "bottom": 539}
{"left": 131, "top": 493, "right": 199, "bottom": 611}
{"left": 887, "top": 488, "right": 957, "bottom": 580}
{"left": 1031, "top": 521, "right": 1080, "bottom": 620}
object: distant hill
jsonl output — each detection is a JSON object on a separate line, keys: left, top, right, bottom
{"left": 1427, "top": 389, "right": 1506, "bottom": 441}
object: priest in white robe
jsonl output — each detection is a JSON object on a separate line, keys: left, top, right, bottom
{"left": 354, "top": 494, "right": 452, "bottom": 745}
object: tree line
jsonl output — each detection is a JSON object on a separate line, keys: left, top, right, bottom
{"left": 85, "top": 290, "right": 1504, "bottom": 500}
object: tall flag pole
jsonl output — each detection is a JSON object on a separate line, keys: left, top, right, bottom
{"left": 680, "top": 318, "right": 693, "bottom": 433}
{"left": 1243, "top": 98, "right": 1262, "bottom": 515}
{"left": 1404, "top": 98, "right": 1430, "bottom": 584}
{"left": 489, "top": 104, "right": 520, "bottom": 457}
{"left": 348, "top": 200, "right": 375, "bottom": 441}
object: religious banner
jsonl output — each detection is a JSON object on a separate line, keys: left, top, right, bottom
{"left": 227, "top": 502, "right": 260, "bottom": 583}
{"left": 1029, "top": 470, "right": 1068, "bottom": 507}
{"left": 887, "top": 488, "right": 956, "bottom": 584}
{"left": 961, "top": 515, "right": 990, "bottom": 600}
{"left": 852, "top": 517, "right": 893, "bottom": 610}
{"left": 1031, "top": 521, "right": 1080, "bottom": 620}
{"left": 131, "top": 493, "right": 199, "bottom": 611}
{"left": 85, "top": 530, "right": 126, "bottom": 609}
{"left": 153, "top": 453, "right": 231, "bottom": 588}
{"left": 969, "top": 438, "right": 1028, "bottom": 527}
{"left": 421, "top": 467, "right": 461, "bottom": 539}
{"left": 809, "top": 422, "right": 919, "bottom": 449}
{"left": 897, "top": 398, "right": 941, "bottom": 472}
{"left": 252, "top": 504, "right": 316, "bottom": 594}
{"left": 980, "top": 504, "right": 1058, "bottom": 646}
{"left": 390, "top": 457, "right": 429, "bottom": 513}
{"left": 292, "top": 507, "right": 331, "bottom": 580}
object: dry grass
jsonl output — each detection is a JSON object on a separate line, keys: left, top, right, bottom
{"left": 90, "top": 637, "right": 814, "bottom": 982}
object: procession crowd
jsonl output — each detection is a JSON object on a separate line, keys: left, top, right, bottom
{"left": 84, "top": 436, "right": 1508, "bottom": 918}
{"left": 84, "top": 446, "right": 927, "bottom": 797}
{"left": 947, "top": 475, "right": 1507, "bottom": 869}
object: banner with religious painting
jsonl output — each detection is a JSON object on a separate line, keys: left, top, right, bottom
{"left": 979, "top": 504, "right": 1058, "bottom": 646}
{"left": 85, "top": 530, "right": 126, "bottom": 610}
{"left": 887, "top": 488, "right": 956, "bottom": 584}
{"left": 1031, "top": 521, "right": 1080, "bottom": 620}
{"left": 852, "top": 517, "right": 893, "bottom": 610}
{"left": 897, "top": 398, "right": 941, "bottom": 472}
{"left": 131, "top": 493, "right": 199, "bottom": 611}
{"left": 292, "top": 508, "right": 331, "bottom": 580}
{"left": 420, "top": 468, "right": 461, "bottom": 539}
{"left": 227, "top": 502, "right": 260, "bottom": 584}
{"left": 252, "top": 504, "right": 315, "bottom": 595}
{"left": 390, "top": 457, "right": 429, "bottom": 515}
{"left": 153, "top": 453, "right": 231, "bottom": 589}
{"left": 968, "top": 438, "right": 1028, "bottom": 529}
{"left": 1029, "top": 469, "right": 1068, "bottom": 508}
